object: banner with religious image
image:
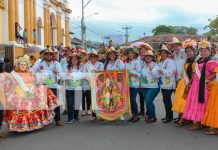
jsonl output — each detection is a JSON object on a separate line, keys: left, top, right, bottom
{"left": 91, "top": 70, "right": 131, "bottom": 121}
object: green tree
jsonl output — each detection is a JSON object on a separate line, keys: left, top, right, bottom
{"left": 152, "top": 25, "right": 198, "bottom": 35}
{"left": 152, "top": 25, "right": 175, "bottom": 36}
{"left": 206, "top": 16, "right": 218, "bottom": 37}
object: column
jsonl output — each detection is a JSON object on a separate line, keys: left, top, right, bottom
{"left": 24, "top": 0, "right": 30, "bottom": 43}
{"left": 14, "top": 0, "right": 19, "bottom": 23}
{"left": 65, "top": 16, "right": 70, "bottom": 47}
{"left": 44, "top": 5, "right": 51, "bottom": 47}
{"left": 33, "top": 0, "right": 37, "bottom": 44}
{"left": 47, "top": 9, "right": 51, "bottom": 46}
{"left": 29, "top": 0, "right": 33, "bottom": 43}
{"left": 44, "top": 5, "right": 48, "bottom": 46}
{"left": 8, "top": 0, "right": 16, "bottom": 41}
{"left": 56, "top": 12, "right": 62, "bottom": 46}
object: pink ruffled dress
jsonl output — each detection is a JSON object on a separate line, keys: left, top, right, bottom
{"left": 183, "top": 60, "right": 218, "bottom": 122}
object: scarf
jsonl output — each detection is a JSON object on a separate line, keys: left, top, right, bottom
{"left": 197, "top": 57, "right": 211, "bottom": 103}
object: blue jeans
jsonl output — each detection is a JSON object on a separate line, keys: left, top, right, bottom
{"left": 66, "top": 90, "right": 79, "bottom": 121}
{"left": 141, "top": 88, "right": 160, "bottom": 118}
{"left": 130, "top": 88, "right": 139, "bottom": 116}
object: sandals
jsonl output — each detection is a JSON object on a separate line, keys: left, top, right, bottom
{"left": 206, "top": 129, "right": 218, "bottom": 135}
{"left": 189, "top": 124, "right": 203, "bottom": 130}
{"left": 174, "top": 117, "right": 181, "bottom": 123}
{"left": 176, "top": 122, "right": 185, "bottom": 127}
{"left": 0, "top": 133, "right": 5, "bottom": 138}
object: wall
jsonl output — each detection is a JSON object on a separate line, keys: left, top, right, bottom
{"left": 0, "top": 8, "right": 3, "bottom": 43}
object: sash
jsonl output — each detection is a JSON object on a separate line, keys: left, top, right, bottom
{"left": 11, "top": 71, "right": 34, "bottom": 98}
{"left": 195, "top": 63, "right": 201, "bottom": 80}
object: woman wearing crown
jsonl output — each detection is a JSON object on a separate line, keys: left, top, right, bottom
{"left": 172, "top": 39, "right": 197, "bottom": 127}
{"left": 183, "top": 40, "right": 218, "bottom": 130}
{"left": 2, "top": 55, "right": 59, "bottom": 132}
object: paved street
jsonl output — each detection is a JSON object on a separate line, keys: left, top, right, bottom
{"left": 1, "top": 94, "right": 218, "bottom": 150}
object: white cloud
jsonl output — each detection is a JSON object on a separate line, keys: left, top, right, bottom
{"left": 68, "top": 0, "right": 218, "bottom": 41}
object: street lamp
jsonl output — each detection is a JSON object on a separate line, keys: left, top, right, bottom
{"left": 81, "top": 0, "right": 99, "bottom": 49}
{"left": 85, "top": 13, "right": 99, "bottom": 19}
{"left": 79, "top": 12, "right": 99, "bottom": 48}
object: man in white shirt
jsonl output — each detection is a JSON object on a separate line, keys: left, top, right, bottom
{"left": 168, "top": 37, "right": 186, "bottom": 83}
{"left": 31, "top": 48, "right": 64, "bottom": 126}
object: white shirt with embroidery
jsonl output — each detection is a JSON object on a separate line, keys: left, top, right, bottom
{"left": 60, "top": 58, "right": 68, "bottom": 70}
{"left": 141, "top": 61, "right": 159, "bottom": 88}
{"left": 125, "top": 59, "right": 141, "bottom": 88}
{"left": 105, "top": 59, "right": 125, "bottom": 70}
{"left": 82, "top": 61, "right": 104, "bottom": 90}
{"left": 60, "top": 67, "right": 84, "bottom": 90}
{"left": 173, "top": 49, "right": 186, "bottom": 81}
{"left": 31, "top": 60, "right": 62, "bottom": 88}
{"left": 159, "top": 58, "right": 176, "bottom": 89}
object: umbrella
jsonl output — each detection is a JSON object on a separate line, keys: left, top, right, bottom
{"left": 25, "top": 45, "right": 42, "bottom": 54}
{"left": 130, "top": 42, "right": 153, "bottom": 50}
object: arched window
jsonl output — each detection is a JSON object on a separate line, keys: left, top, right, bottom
{"left": 50, "top": 13, "right": 57, "bottom": 47}
{"left": 37, "top": 17, "right": 42, "bottom": 45}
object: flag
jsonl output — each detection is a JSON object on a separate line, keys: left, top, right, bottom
{"left": 91, "top": 70, "right": 131, "bottom": 121}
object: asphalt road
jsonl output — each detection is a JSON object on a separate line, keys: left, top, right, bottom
{"left": 1, "top": 94, "right": 218, "bottom": 150}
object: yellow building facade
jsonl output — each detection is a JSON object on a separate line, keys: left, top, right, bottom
{"left": 0, "top": 0, "right": 72, "bottom": 48}
{"left": 0, "top": 0, "right": 5, "bottom": 44}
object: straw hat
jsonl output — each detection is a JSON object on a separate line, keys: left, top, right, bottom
{"left": 88, "top": 49, "right": 98, "bottom": 57}
{"left": 167, "top": 37, "right": 182, "bottom": 47}
{"left": 79, "top": 49, "right": 87, "bottom": 55}
{"left": 198, "top": 39, "right": 211, "bottom": 49}
{"left": 141, "top": 50, "right": 155, "bottom": 57}
{"left": 67, "top": 52, "right": 80, "bottom": 61}
{"left": 44, "top": 48, "right": 55, "bottom": 54}
{"left": 106, "top": 47, "right": 119, "bottom": 55}
{"left": 159, "top": 45, "right": 172, "bottom": 54}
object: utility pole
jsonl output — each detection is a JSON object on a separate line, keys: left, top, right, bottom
{"left": 122, "top": 26, "right": 132, "bottom": 45}
{"left": 81, "top": 0, "right": 92, "bottom": 49}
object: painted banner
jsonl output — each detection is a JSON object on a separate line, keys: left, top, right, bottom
{"left": 91, "top": 70, "right": 131, "bottom": 121}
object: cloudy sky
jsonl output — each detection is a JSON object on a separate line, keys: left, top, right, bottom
{"left": 69, "top": 0, "right": 218, "bottom": 42}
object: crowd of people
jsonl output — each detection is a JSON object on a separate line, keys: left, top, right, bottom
{"left": 1, "top": 37, "right": 218, "bottom": 138}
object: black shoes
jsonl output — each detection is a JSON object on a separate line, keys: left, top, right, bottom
{"left": 162, "top": 118, "right": 173, "bottom": 123}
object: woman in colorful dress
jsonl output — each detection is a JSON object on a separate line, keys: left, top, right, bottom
{"left": 125, "top": 47, "right": 141, "bottom": 122}
{"left": 202, "top": 66, "right": 218, "bottom": 135}
{"left": 104, "top": 47, "right": 125, "bottom": 120}
{"left": 172, "top": 39, "right": 197, "bottom": 127}
{"left": 183, "top": 40, "right": 218, "bottom": 130}
{"left": 3, "top": 55, "right": 59, "bottom": 132}
{"left": 141, "top": 50, "right": 160, "bottom": 123}
{"left": 82, "top": 50, "right": 104, "bottom": 120}
{"left": 158, "top": 45, "right": 176, "bottom": 123}
{"left": 61, "top": 53, "right": 83, "bottom": 123}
